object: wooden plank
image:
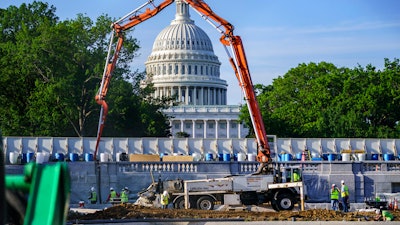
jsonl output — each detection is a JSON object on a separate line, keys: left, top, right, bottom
{"left": 129, "top": 154, "right": 160, "bottom": 162}
{"left": 162, "top": 155, "right": 193, "bottom": 162}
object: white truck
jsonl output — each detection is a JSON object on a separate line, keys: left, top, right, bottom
{"left": 136, "top": 166, "right": 305, "bottom": 211}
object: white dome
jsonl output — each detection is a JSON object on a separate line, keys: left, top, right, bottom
{"left": 151, "top": 0, "right": 213, "bottom": 52}
{"left": 152, "top": 22, "right": 213, "bottom": 52}
{"left": 145, "top": 0, "right": 227, "bottom": 106}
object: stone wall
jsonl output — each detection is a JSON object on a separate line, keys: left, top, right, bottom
{"left": 6, "top": 161, "right": 400, "bottom": 205}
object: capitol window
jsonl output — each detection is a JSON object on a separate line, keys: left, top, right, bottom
{"left": 231, "top": 122, "right": 237, "bottom": 128}
{"left": 220, "top": 123, "right": 226, "bottom": 129}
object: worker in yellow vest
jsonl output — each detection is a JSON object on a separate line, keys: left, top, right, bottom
{"left": 160, "top": 190, "right": 169, "bottom": 209}
{"left": 330, "top": 184, "right": 340, "bottom": 211}
{"left": 106, "top": 187, "right": 119, "bottom": 204}
{"left": 121, "top": 187, "right": 129, "bottom": 204}
{"left": 292, "top": 169, "right": 301, "bottom": 182}
{"left": 341, "top": 180, "right": 349, "bottom": 212}
{"left": 88, "top": 187, "right": 97, "bottom": 204}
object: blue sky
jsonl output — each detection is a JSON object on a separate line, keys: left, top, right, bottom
{"left": 1, "top": 0, "right": 400, "bottom": 105}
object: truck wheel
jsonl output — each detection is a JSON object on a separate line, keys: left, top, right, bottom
{"left": 196, "top": 196, "right": 214, "bottom": 210}
{"left": 276, "top": 193, "right": 295, "bottom": 210}
{"left": 173, "top": 196, "right": 191, "bottom": 209}
{"left": 271, "top": 200, "right": 279, "bottom": 211}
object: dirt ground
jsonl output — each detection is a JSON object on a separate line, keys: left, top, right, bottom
{"left": 67, "top": 204, "right": 400, "bottom": 222}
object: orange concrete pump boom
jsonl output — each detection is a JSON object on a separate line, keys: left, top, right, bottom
{"left": 95, "top": 0, "right": 271, "bottom": 167}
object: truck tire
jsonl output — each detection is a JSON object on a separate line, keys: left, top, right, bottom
{"left": 271, "top": 200, "right": 279, "bottom": 211}
{"left": 276, "top": 193, "right": 295, "bottom": 210}
{"left": 196, "top": 196, "right": 214, "bottom": 210}
{"left": 173, "top": 196, "right": 191, "bottom": 209}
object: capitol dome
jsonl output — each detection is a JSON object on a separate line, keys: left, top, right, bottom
{"left": 145, "top": 0, "right": 227, "bottom": 106}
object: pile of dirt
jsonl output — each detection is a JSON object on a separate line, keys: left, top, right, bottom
{"left": 67, "top": 204, "right": 400, "bottom": 222}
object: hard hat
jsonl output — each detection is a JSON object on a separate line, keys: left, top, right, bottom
{"left": 91, "top": 187, "right": 95, "bottom": 191}
{"left": 163, "top": 190, "right": 168, "bottom": 195}
{"left": 110, "top": 187, "right": 114, "bottom": 191}
{"left": 125, "top": 187, "right": 129, "bottom": 190}
{"left": 341, "top": 180, "right": 345, "bottom": 184}
{"left": 332, "top": 184, "right": 336, "bottom": 187}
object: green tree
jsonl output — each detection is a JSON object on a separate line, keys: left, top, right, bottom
{"left": 0, "top": 2, "right": 59, "bottom": 135}
{"left": 0, "top": 2, "right": 172, "bottom": 137}
{"left": 241, "top": 62, "right": 345, "bottom": 137}
{"left": 241, "top": 59, "right": 400, "bottom": 138}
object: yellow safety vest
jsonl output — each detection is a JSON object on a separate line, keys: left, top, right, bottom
{"left": 110, "top": 190, "right": 117, "bottom": 201}
{"left": 331, "top": 188, "right": 339, "bottom": 200}
{"left": 341, "top": 185, "right": 349, "bottom": 197}
{"left": 161, "top": 193, "right": 169, "bottom": 205}
{"left": 121, "top": 191, "right": 128, "bottom": 203}
{"left": 89, "top": 191, "right": 97, "bottom": 202}
{"left": 293, "top": 172, "right": 300, "bottom": 182}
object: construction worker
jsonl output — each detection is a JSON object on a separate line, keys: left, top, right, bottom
{"left": 374, "top": 206, "right": 394, "bottom": 221}
{"left": 88, "top": 187, "right": 97, "bottom": 204}
{"left": 121, "top": 187, "right": 129, "bottom": 204}
{"left": 160, "top": 190, "right": 169, "bottom": 209}
{"left": 292, "top": 169, "right": 301, "bottom": 182}
{"left": 341, "top": 180, "right": 349, "bottom": 212}
{"left": 106, "top": 187, "right": 119, "bottom": 204}
{"left": 330, "top": 184, "right": 340, "bottom": 211}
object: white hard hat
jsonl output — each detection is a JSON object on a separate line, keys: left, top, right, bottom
{"left": 341, "top": 180, "right": 345, "bottom": 184}
{"left": 163, "top": 190, "right": 168, "bottom": 195}
{"left": 91, "top": 187, "right": 95, "bottom": 191}
{"left": 332, "top": 184, "right": 336, "bottom": 187}
{"left": 125, "top": 187, "right": 129, "bottom": 190}
{"left": 110, "top": 187, "right": 114, "bottom": 191}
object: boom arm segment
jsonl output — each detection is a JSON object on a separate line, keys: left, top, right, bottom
{"left": 185, "top": 0, "right": 271, "bottom": 163}
{"left": 94, "top": 0, "right": 175, "bottom": 159}
{"left": 95, "top": 0, "right": 270, "bottom": 165}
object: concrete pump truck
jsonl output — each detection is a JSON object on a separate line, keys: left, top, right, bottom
{"left": 94, "top": 0, "right": 305, "bottom": 211}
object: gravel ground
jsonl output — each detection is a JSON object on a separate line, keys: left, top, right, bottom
{"left": 67, "top": 204, "right": 399, "bottom": 222}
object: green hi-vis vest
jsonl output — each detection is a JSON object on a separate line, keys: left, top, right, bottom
{"left": 341, "top": 185, "right": 349, "bottom": 197}
{"left": 89, "top": 191, "right": 97, "bottom": 202}
{"left": 121, "top": 191, "right": 128, "bottom": 203}
{"left": 331, "top": 188, "right": 339, "bottom": 200}
{"left": 110, "top": 190, "right": 117, "bottom": 200}
{"left": 161, "top": 194, "right": 169, "bottom": 205}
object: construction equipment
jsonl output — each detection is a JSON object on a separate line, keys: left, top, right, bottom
{"left": 4, "top": 161, "right": 71, "bottom": 225}
{"left": 94, "top": 0, "right": 271, "bottom": 171}
{"left": 1, "top": 130, "right": 70, "bottom": 225}
{"left": 136, "top": 166, "right": 305, "bottom": 211}
{"left": 94, "top": 0, "right": 304, "bottom": 211}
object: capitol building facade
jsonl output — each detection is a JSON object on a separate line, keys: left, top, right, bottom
{"left": 144, "top": 0, "right": 248, "bottom": 138}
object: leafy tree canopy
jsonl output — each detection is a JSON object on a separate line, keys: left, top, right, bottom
{"left": 241, "top": 59, "right": 400, "bottom": 138}
{"left": 0, "top": 1, "right": 171, "bottom": 137}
